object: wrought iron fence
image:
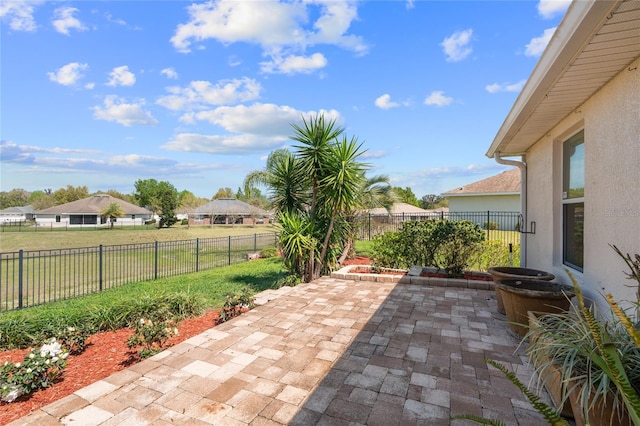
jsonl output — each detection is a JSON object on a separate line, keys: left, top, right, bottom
{"left": 0, "top": 233, "right": 278, "bottom": 312}
{"left": 356, "top": 211, "right": 521, "bottom": 247}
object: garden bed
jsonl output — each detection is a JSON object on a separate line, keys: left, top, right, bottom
{"left": 332, "top": 261, "right": 493, "bottom": 290}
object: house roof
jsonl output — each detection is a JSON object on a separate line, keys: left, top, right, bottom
{"left": 193, "top": 198, "right": 270, "bottom": 216}
{"left": 368, "top": 202, "right": 430, "bottom": 216}
{"left": 487, "top": 0, "right": 640, "bottom": 157}
{"left": 0, "top": 205, "right": 36, "bottom": 214}
{"left": 442, "top": 168, "right": 520, "bottom": 197}
{"left": 36, "top": 194, "right": 152, "bottom": 215}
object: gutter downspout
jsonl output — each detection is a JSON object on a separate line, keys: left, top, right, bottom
{"left": 493, "top": 153, "right": 527, "bottom": 267}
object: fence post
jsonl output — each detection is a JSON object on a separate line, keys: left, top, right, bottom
{"left": 487, "top": 211, "right": 491, "bottom": 241}
{"left": 154, "top": 241, "right": 159, "bottom": 280}
{"left": 254, "top": 233, "right": 257, "bottom": 252}
{"left": 18, "top": 250, "right": 24, "bottom": 309}
{"left": 228, "top": 236, "right": 231, "bottom": 265}
{"left": 196, "top": 238, "right": 200, "bottom": 273}
{"left": 99, "top": 245, "right": 103, "bottom": 292}
{"left": 368, "top": 214, "right": 371, "bottom": 240}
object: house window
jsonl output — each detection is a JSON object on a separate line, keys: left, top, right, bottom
{"left": 562, "top": 130, "right": 584, "bottom": 271}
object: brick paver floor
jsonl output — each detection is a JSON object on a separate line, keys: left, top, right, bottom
{"left": 8, "top": 275, "right": 551, "bottom": 425}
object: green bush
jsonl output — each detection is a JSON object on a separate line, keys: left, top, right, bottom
{"left": 483, "top": 221, "right": 499, "bottom": 230}
{"left": 260, "top": 246, "right": 279, "bottom": 258}
{"left": 181, "top": 218, "right": 188, "bottom": 225}
{"left": 370, "top": 220, "right": 485, "bottom": 276}
{"left": 469, "top": 240, "right": 520, "bottom": 271}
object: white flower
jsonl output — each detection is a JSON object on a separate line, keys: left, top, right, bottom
{"left": 15, "top": 363, "right": 21, "bottom": 368}
{"left": 140, "top": 318, "right": 145, "bottom": 324}
{"left": 29, "top": 353, "right": 35, "bottom": 359}
{"left": 67, "top": 327, "right": 75, "bottom": 332}
{"left": 40, "top": 341, "right": 63, "bottom": 357}
{"left": 52, "top": 357, "right": 58, "bottom": 363}
{"left": 1, "top": 386, "right": 24, "bottom": 403}
{"left": 61, "top": 352, "right": 69, "bottom": 359}
{"left": 26, "top": 368, "right": 32, "bottom": 373}
{"left": 45, "top": 359, "right": 50, "bottom": 365}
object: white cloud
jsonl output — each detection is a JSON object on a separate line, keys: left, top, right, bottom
{"left": 160, "top": 67, "right": 178, "bottom": 79}
{"left": 374, "top": 94, "right": 399, "bottom": 110}
{"left": 424, "top": 91, "right": 453, "bottom": 107}
{"left": 164, "top": 103, "right": 342, "bottom": 155}
{"left": 406, "top": 0, "right": 415, "bottom": 10}
{"left": 261, "top": 53, "right": 328, "bottom": 74}
{"left": 170, "top": 0, "right": 367, "bottom": 59}
{"left": 441, "top": 29, "right": 473, "bottom": 62}
{"left": 52, "top": 6, "right": 86, "bottom": 35}
{"left": 156, "top": 77, "right": 262, "bottom": 111}
{"left": 163, "top": 133, "right": 285, "bottom": 155}
{"left": 92, "top": 96, "right": 158, "bottom": 127}
{"left": 85, "top": 82, "right": 95, "bottom": 90}
{"left": 47, "top": 62, "right": 88, "bottom": 86}
{"left": 361, "top": 150, "right": 387, "bottom": 159}
{"left": 525, "top": 27, "right": 556, "bottom": 57}
{"left": 485, "top": 80, "right": 526, "bottom": 93}
{"left": 537, "top": 0, "right": 571, "bottom": 19}
{"left": 0, "top": 1, "right": 41, "bottom": 32}
{"left": 107, "top": 65, "right": 136, "bottom": 87}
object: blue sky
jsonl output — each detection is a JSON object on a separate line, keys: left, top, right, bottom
{"left": 1, "top": 0, "right": 570, "bottom": 200}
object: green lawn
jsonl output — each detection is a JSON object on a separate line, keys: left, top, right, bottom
{"left": 0, "top": 224, "right": 279, "bottom": 252}
{"left": 0, "top": 257, "right": 290, "bottom": 350}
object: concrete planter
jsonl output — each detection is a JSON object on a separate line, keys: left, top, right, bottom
{"left": 495, "top": 279, "right": 573, "bottom": 337}
{"left": 488, "top": 267, "right": 555, "bottom": 314}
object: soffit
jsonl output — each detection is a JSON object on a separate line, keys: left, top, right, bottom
{"left": 487, "top": 0, "right": 640, "bottom": 157}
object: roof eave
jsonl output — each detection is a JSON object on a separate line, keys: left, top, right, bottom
{"left": 486, "top": 0, "right": 622, "bottom": 158}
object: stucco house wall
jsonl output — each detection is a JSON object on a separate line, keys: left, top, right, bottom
{"left": 523, "top": 55, "right": 640, "bottom": 307}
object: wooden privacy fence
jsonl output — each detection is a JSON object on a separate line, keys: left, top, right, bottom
{"left": 0, "top": 233, "right": 278, "bottom": 312}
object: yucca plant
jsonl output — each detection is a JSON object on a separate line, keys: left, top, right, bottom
{"left": 525, "top": 247, "right": 640, "bottom": 425}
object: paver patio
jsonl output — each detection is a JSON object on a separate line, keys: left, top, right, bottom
{"left": 8, "top": 275, "right": 551, "bottom": 425}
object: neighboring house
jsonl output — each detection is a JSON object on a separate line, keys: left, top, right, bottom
{"left": 35, "top": 194, "right": 153, "bottom": 227}
{"left": 0, "top": 205, "right": 36, "bottom": 223}
{"left": 486, "top": 0, "right": 640, "bottom": 309}
{"left": 191, "top": 198, "right": 270, "bottom": 225}
{"left": 443, "top": 168, "right": 520, "bottom": 213}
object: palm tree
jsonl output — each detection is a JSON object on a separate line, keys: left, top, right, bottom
{"left": 100, "top": 202, "right": 125, "bottom": 229}
{"left": 245, "top": 114, "right": 387, "bottom": 282}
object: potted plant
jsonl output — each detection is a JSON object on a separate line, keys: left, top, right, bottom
{"left": 495, "top": 279, "right": 574, "bottom": 337}
{"left": 525, "top": 246, "right": 640, "bottom": 426}
{"left": 488, "top": 266, "right": 555, "bottom": 314}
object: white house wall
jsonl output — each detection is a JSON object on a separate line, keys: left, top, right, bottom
{"left": 448, "top": 195, "right": 520, "bottom": 213}
{"left": 524, "top": 56, "right": 640, "bottom": 309}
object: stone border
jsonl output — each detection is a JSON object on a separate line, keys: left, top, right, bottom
{"left": 330, "top": 264, "right": 494, "bottom": 290}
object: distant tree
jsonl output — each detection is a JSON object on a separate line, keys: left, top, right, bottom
{"left": 53, "top": 185, "right": 89, "bottom": 205}
{"left": 132, "top": 179, "right": 160, "bottom": 212}
{"left": 100, "top": 202, "right": 125, "bottom": 229}
{"left": 420, "top": 194, "right": 447, "bottom": 209}
{"left": 29, "top": 190, "right": 55, "bottom": 210}
{"left": 392, "top": 186, "right": 420, "bottom": 207}
{"left": 0, "top": 189, "right": 30, "bottom": 209}
{"left": 212, "top": 187, "right": 234, "bottom": 199}
{"left": 178, "top": 190, "right": 208, "bottom": 208}
{"left": 102, "top": 189, "right": 133, "bottom": 203}
{"left": 157, "top": 182, "right": 179, "bottom": 228}
{"left": 236, "top": 186, "right": 269, "bottom": 209}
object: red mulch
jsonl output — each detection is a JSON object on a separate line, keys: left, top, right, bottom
{"left": 0, "top": 310, "right": 220, "bottom": 425}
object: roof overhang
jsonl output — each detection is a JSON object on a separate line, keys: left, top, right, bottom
{"left": 445, "top": 191, "right": 520, "bottom": 198}
{"left": 487, "top": 0, "right": 640, "bottom": 157}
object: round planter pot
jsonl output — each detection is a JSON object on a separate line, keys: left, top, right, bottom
{"left": 495, "top": 279, "right": 573, "bottom": 337}
{"left": 488, "top": 267, "right": 556, "bottom": 314}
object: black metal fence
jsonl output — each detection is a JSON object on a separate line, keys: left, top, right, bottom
{"left": 356, "top": 211, "right": 521, "bottom": 247}
{"left": 0, "top": 233, "right": 278, "bottom": 312}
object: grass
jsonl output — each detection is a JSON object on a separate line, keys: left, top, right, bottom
{"left": 0, "top": 257, "right": 289, "bottom": 349}
{"left": 0, "top": 224, "right": 279, "bottom": 252}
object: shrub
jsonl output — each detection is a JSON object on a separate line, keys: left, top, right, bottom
{"left": 127, "top": 315, "right": 178, "bottom": 359}
{"left": 469, "top": 240, "right": 520, "bottom": 271}
{"left": 433, "top": 220, "right": 484, "bottom": 276}
{"left": 181, "top": 218, "right": 188, "bottom": 225}
{"left": 370, "top": 219, "right": 485, "bottom": 275}
{"left": 217, "top": 288, "right": 255, "bottom": 324}
{"left": 483, "top": 221, "right": 499, "bottom": 230}
{"left": 274, "top": 274, "right": 301, "bottom": 288}
{"left": 260, "top": 246, "right": 279, "bottom": 258}
{"left": 1, "top": 338, "right": 68, "bottom": 403}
